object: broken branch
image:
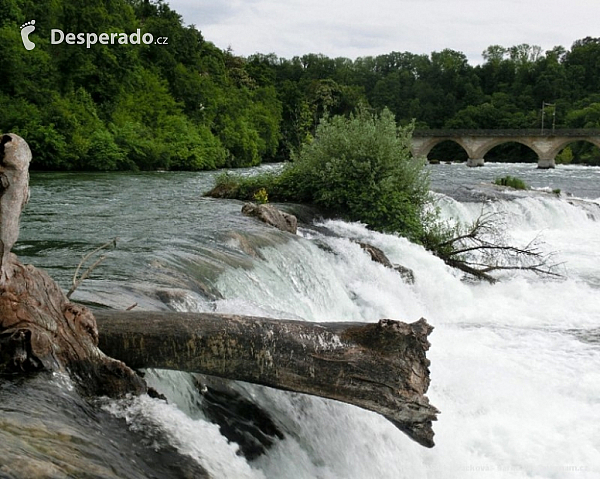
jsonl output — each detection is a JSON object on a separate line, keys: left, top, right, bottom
{"left": 67, "top": 238, "right": 117, "bottom": 298}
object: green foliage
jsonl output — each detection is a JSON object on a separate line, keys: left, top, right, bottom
{"left": 493, "top": 176, "right": 529, "bottom": 190}
{"left": 0, "top": 0, "right": 281, "bottom": 171}
{"left": 214, "top": 108, "right": 431, "bottom": 240}
{"left": 288, "top": 108, "right": 429, "bottom": 238}
{"left": 3, "top": 0, "right": 600, "bottom": 171}
{"left": 419, "top": 213, "right": 462, "bottom": 259}
{"left": 556, "top": 146, "right": 574, "bottom": 164}
{"left": 253, "top": 188, "right": 269, "bottom": 204}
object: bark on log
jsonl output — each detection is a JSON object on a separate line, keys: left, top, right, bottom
{"left": 0, "top": 133, "right": 145, "bottom": 398}
{"left": 0, "top": 134, "right": 31, "bottom": 284}
{"left": 95, "top": 310, "right": 438, "bottom": 447}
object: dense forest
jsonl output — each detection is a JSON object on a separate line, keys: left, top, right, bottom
{"left": 1, "top": 0, "right": 600, "bottom": 170}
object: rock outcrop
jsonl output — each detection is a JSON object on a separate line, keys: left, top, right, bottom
{"left": 242, "top": 202, "right": 298, "bottom": 234}
{"left": 358, "top": 242, "right": 415, "bottom": 284}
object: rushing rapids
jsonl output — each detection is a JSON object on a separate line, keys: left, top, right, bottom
{"left": 2, "top": 163, "right": 600, "bottom": 478}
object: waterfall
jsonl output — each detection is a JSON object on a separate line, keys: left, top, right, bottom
{"left": 119, "top": 193, "right": 600, "bottom": 478}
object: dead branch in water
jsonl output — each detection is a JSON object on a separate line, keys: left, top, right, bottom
{"left": 66, "top": 238, "right": 117, "bottom": 298}
{"left": 425, "top": 210, "right": 564, "bottom": 283}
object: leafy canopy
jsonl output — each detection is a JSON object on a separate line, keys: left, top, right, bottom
{"left": 289, "top": 107, "right": 430, "bottom": 238}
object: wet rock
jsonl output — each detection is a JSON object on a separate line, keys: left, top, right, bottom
{"left": 358, "top": 242, "right": 393, "bottom": 268}
{"left": 394, "top": 264, "right": 416, "bottom": 284}
{"left": 226, "top": 231, "right": 265, "bottom": 259}
{"left": 204, "top": 181, "right": 238, "bottom": 199}
{"left": 273, "top": 203, "right": 329, "bottom": 226}
{"left": 241, "top": 203, "right": 298, "bottom": 234}
{"left": 0, "top": 374, "right": 209, "bottom": 479}
{"left": 358, "top": 242, "right": 415, "bottom": 284}
{"left": 194, "top": 375, "right": 284, "bottom": 460}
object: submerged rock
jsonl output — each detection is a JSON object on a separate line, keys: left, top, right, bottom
{"left": 358, "top": 242, "right": 393, "bottom": 268}
{"left": 226, "top": 231, "right": 265, "bottom": 259}
{"left": 0, "top": 373, "right": 209, "bottom": 479}
{"left": 204, "top": 181, "right": 238, "bottom": 199}
{"left": 358, "top": 242, "right": 415, "bottom": 284}
{"left": 394, "top": 264, "right": 416, "bottom": 284}
{"left": 241, "top": 203, "right": 298, "bottom": 234}
{"left": 194, "top": 375, "right": 285, "bottom": 461}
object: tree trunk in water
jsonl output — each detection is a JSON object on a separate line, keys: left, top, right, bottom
{"left": 1, "top": 133, "right": 438, "bottom": 449}
{"left": 95, "top": 310, "right": 438, "bottom": 447}
{"left": 0, "top": 134, "right": 146, "bottom": 398}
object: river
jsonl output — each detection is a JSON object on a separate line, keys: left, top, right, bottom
{"left": 2, "top": 163, "right": 599, "bottom": 478}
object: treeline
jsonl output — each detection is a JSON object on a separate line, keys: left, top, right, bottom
{"left": 251, "top": 41, "right": 600, "bottom": 164}
{"left": 1, "top": 0, "right": 281, "bottom": 170}
{"left": 2, "top": 0, "right": 600, "bottom": 170}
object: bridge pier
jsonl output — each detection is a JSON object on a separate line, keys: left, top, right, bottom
{"left": 467, "top": 158, "right": 485, "bottom": 167}
{"left": 537, "top": 158, "right": 556, "bottom": 169}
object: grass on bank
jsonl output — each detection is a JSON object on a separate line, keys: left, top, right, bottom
{"left": 493, "top": 175, "right": 529, "bottom": 190}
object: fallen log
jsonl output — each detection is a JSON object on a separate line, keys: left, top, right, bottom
{"left": 95, "top": 310, "right": 438, "bottom": 447}
{"left": 0, "top": 134, "right": 146, "bottom": 398}
{"left": 0, "top": 133, "right": 438, "bottom": 451}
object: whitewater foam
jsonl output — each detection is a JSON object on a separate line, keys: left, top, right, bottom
{"left": 139, "top": 193, "right": 600, "bottom": 478}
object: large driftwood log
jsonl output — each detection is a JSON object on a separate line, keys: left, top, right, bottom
{"left": 0, "top": 134, "right": 31, "bottom": 284}
{"left": 0, "top": 133, "right": 438, "bottom": 449}
{"left": 0, "top": 259, "right": 146, "bottom": 397}
{"left": 95, "top": 311, "right": 438, "bottom": 447}
{"left": 0, "top": 133, "right": 145, "bottom": 397}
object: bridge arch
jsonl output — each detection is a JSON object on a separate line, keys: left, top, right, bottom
{"left": 411, "top": 129, "right": 600, "bottom": 168}
{"left": 410, "top": 137, "right": 477, "bottom": 160}
{"left": 474, "top": 139, "right": 541, "bottom": 163}
{"left": 484, "top": 142, "right": 538, "bottom": 163}
{"left": 425, "top": 139, "right": 468, "bottom": 162}
{"left": 546, "top": 137, "right": 600, "bottom": 160}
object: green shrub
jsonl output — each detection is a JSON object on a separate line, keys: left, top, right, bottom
{"left": 556, "top": 146, "right": 574, "bottom": 165}
{"left": 493, "top": 175, "right": 529, "bottom": 190}
{"left": 211, "top": 107, "right": 431, "bottom": 240}
{"left": 84, "top": 129, "right": 126, "bottom": 170}
{"left": 253, "top": 188, "right": 269, "bottom": 204}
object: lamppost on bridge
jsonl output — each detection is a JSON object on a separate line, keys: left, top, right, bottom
{"left": 541, "top": 102, "right": 556, "bottom": 134}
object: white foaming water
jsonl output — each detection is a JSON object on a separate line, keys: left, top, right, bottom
{"left": 112, "top": 193, "right": 600, "bottom": 478}
{"left": 103, "top": 395, "right": 265, "bottom": 479}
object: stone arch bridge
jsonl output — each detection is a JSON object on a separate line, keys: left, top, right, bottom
{"left": 411, "top": 129, "right": 600, "bottom": 168}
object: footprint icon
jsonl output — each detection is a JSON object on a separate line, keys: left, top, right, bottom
{"left": 20, "top": 20, "right": 36, "bottom": 51}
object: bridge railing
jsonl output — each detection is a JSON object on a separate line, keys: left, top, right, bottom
{"left": 412, "top": 129, "right": 600, "bottom": 138}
